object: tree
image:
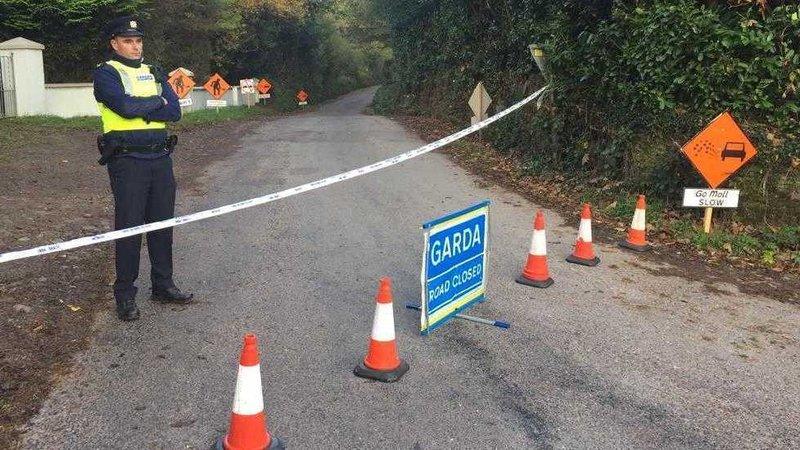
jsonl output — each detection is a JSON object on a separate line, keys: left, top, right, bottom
{"left": 0, "top": 0, "right": 149, "bottom": 82}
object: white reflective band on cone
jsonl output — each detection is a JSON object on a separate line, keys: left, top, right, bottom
{"left": 232, "top": 365, "right": 264, "bottom": 415}
{"left": 530, "top": 230, "right": 547, "bottom": 256}
{"left": 632, "top": 209, "right": 646, "bottom": 231}
{"left": 0, "top": 85, "right": 549, "bottom": 264}
{"left": 578, "top": 218, "right": 592, "bottom": 242}
{"left": 370, "top": 303, "right": 396, "bottom": 342}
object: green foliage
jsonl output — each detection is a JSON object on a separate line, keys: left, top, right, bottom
{"left": 0, "top": 114, "right": 100, "bottom": 131}
{"left": 0, "top": 0, "right": 150, "bottom": 82}
{"left": 0, "top": 0, "right": 392, "bottom": 102}
{"left": 760, "top": 226, "right": 800, "bottom": 250}
{"left": 142, "top": 0, "right": 235, "bottom": 83}
{"left": 606, "top": 192, "right": 665, "bottom": 226}
{"left": 374, "top": 0, "right": 800, "bottom": 227}
{"left": 371, "top": 82, "right": 407, "bottom": 114}
{"left": 173, "top": 105, "right": 276, "bottom": 130}
{"left": 731, "top": 233, "right": 761, "bottom": 255}
{"left": 0, "top": 0, "right": 147, "bottom": 30}
{"left": 668, "top": 221, "right": 795, "bottom": 262}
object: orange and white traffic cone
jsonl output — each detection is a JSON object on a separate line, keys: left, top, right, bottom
{"left": 566, "top": 203, "right": 600, "bottom": 266}
{"left": 619, "top": 194, "right": 651, "bottom": 252}
{"left": 354, "top": 277, "right": 409, "bottom": 382}
{"left": 515, "top": 211, "right": 554, "bottom": 288}
{"left": 217, "top": 334, "right": 284, "bottom": 450}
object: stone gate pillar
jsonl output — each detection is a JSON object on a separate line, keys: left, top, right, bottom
{"left": 0, "top": 37, "right": 46, "bottom": 116}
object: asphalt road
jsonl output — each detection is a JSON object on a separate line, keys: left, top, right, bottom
{"left": 21, "top": 87, "right": 800, "bottom": 449}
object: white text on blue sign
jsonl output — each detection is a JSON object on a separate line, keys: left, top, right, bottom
{"left": 426, "top": 215, "right": 486, "bottom": 314}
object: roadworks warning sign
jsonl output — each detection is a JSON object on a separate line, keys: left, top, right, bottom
{"left": 681, "top": 112, "right": 757, "bottom": 188}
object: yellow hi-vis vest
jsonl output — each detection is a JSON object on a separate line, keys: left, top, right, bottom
{"left": 98, "top": 60, "right": 165, "bottom": 134}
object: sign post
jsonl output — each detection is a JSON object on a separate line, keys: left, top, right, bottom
{"left": 703, "top": 207, "right": 714, "bottom": 234}
{"left": 528, "top": 44, "right": 547, "bottom": 79}
{"left": 414, "top": 200, "right": 507, "bottom": 335}
{"left": 680, "top": 111, "right": 757, "bottom": 233}
{"left": 528, "top": 43, "right": 550, "bottom": 109}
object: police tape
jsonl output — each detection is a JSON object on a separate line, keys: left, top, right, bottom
{"left": 0, "top": 85, "right": 549, "bottom": 264}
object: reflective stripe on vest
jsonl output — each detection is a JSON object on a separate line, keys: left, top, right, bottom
{"left": 98, "top": 60, "right": 165, "bottom": 134}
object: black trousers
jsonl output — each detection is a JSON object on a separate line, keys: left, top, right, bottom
{"left": 107, "top": 156, "right": 176, "bottom": 307}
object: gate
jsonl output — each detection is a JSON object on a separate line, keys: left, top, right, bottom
{"left": 0, "top": 54, "right": 15, "bottom": 117}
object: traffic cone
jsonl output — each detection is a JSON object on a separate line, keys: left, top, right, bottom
{"left": 566, "top": 203, "right": 600, "bottom": 266}
{"left": 515, "top": 211, "right": 554, "bottom": 288}
{"left": 354, "top": 277, "right": 409, "bottom": 382}
{"left": 217, "top": 334, "right": 284, "bottom": 450}
{"left": 619, "top": 194, "right": 651, "bottom": 252}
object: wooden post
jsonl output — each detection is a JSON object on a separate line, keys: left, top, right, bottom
{"left": 703, "top": 207, "right": 713, "bottom": 234}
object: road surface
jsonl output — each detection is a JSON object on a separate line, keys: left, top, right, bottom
{"left": 21, "top": 87, "right": 800, "bottom": 449}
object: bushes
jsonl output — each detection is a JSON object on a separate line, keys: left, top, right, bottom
{"left": 375, "top": 0, "right": 800, "bottom": 227}
{"left": 1, "top": 0, "right": 391, "bottom": 103}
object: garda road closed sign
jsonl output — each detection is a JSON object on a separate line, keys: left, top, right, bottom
{"left": 420, "top": 200, "right": 490, "bottom": 335}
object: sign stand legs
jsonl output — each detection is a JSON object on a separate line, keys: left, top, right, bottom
{"left": 405, "top": 303, "right": 509, "bottom": 329}
{"left": 703, "top": 207, "right": 713, "bottom": 234}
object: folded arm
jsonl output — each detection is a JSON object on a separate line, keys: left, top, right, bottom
{"left": 144, "top": 77, "right": 182, "bottom": 123}
{"left": 93, "top": 65, "right": 165, "bottom": 119}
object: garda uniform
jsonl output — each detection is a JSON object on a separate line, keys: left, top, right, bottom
{"left": 99, "top": 59, "right": 165, "bottom": 134}
{"left": 94, "top": 17, "right": 193, "bottom": 321}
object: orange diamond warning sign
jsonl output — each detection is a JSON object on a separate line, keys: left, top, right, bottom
{"left": 681, "top": 111, "right": 757, "bottom": 189}
{"left": 257, "top": 79, "right": 272, "bottom": 94}
{"left": 203, "top": 73, "right": 230, "bottom": 100}
{"left": 168, "top": 72, "right": 195, "bottom": 99}
{"left": 296, "top": 89, "right": 309, "bottom": 103}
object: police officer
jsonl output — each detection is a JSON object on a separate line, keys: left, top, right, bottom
{"left": 94, "top": 16, "right": 193, "bottom": 321}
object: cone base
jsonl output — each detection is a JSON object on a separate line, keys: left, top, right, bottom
{"left": 354, "top": 360, "right": 409, "bottom": 383}
{"left": 216, "top": 435, "right": 285, "bottom": 450}
{"left": 618, "top": 240, "right": 651, "bottom": 252}
{"left": 515, "top": 274, "right": 554, "bottom": 288}
{"left": 566, "top": 254, "right": 600, "bottom": 266}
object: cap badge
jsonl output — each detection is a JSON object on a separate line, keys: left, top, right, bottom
{"left": 130, "top": 21, "right": 137, "bottom": 28}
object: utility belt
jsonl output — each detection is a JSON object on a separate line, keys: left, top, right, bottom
{"left": 97, "top": 135, "right": 178, "bottom": 165}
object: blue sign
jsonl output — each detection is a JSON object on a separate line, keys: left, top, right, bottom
{"left": 420, "top": 200, "right": 490, "bottom": 334}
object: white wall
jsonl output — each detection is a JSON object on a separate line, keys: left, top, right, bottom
{"left": 0, "top": 37, "right": 248, "bottom": 118}
{"left": 45, "top": 83, "right": 98, "bottom": 117}
{"left": 42, "top": 84, "right": 247, "bottom": 118}
{"left": 181, "top": 86, "right": 241, "bottom": 112}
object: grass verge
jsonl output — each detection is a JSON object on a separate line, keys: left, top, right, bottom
{"left": 397, "top": 116, "right": 799, "bottom": 274}
{"left": 0, "top": 103, "right": 297, "bottom": 162}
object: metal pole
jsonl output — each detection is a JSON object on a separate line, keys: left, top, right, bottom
{"left": 405, "top": 303, "right": 509, "bottom": 329}
{"left": 477, "top": 83, "right": 483, "bottom": 140}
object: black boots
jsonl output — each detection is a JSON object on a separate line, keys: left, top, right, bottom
{"left": 151, "top": 286, "right": 194, "bottom": 304}
{"left": 116, "top": 300, "right": 141, "bottom": 321}
{"left": 116, "top": 287, "right": 193, "bottom": 321}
